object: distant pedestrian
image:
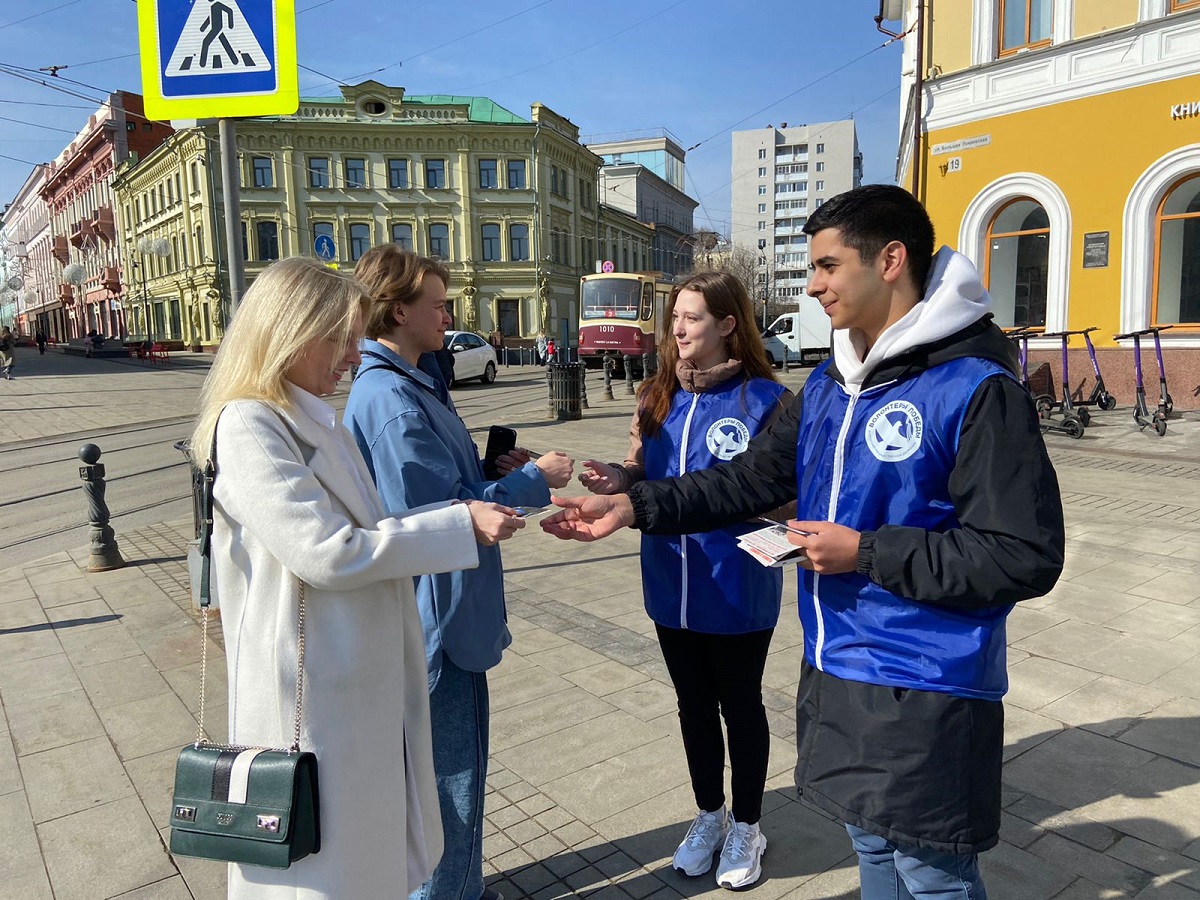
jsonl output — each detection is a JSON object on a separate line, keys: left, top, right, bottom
{"left": 535, "top": 330, "right": 548, "bottom": 365}
{"left": 545, "top": 337, "right": 556, "bottom": 363}
{"left": 0, "top": 327, "right": 15, "bottom": 379}
{"left": 35, "top": 329, "right": 47, "bottom": 355}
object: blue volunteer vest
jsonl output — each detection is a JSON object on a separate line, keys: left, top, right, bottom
{"left": 796, "top": 357, "right": 1016, "bottom": 700}
{"left": 642, "top": 376, "right": 787, "bottom": 633}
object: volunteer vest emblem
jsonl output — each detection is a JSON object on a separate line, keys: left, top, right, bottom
{"left": 706, "top": 417, "right": 751, "bottom": 460}
{"left": 865, "top": 401, "right": 923, "bottom": 462}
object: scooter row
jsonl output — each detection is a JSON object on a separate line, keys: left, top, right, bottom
{"left": 1004, "top": 325, "right": 1175, "bottom": 438}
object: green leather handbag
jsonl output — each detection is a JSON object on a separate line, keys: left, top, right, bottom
{"left": 168, "top": 449, "right": 321, "bottom": 868}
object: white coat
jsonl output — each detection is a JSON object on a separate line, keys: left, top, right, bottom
{"left": 211, "top": 396, "right": 480, "bottom": 899}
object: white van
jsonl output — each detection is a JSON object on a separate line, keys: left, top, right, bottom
{"left": 761, "top": 305, "right": 831, "bottom": 367}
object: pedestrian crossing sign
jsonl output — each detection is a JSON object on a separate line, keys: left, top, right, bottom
{"left": 137, "top": 0, "right": 298, "bottom": 121}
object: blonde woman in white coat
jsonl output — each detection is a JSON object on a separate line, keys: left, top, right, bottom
{"left": 190, "top": 258, "right": 524, "bottom": 900}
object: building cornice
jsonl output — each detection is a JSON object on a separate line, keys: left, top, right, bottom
{"left": 927, "top": 11, "right": 1200, "bottom": 132}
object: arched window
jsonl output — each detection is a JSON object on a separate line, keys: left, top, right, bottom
{"left": 1154, "top": 173, "right": 1200, "bottom": 327}
{"left": 985, "top": 198, "right": 1050, "bottom": 329}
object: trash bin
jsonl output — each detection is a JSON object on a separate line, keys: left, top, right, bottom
{"left": 173, "top": 439, "right": 218, "bottom": 610}
{"left": 548, "top": 362, "right": 584, "bottom": 421}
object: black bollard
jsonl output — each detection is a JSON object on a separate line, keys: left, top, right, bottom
{"left": 603, "top": 355, "right": 615, "bottom": 401}
{"left": 624, "top": 355, "right": 635, "bottom": 396}
{"left": 78, "top": 443, "right": 125, "bottom": 572}
{"left": 642, "top": 351, "right": 652, "bottom": 379}
{"left": 783, "top": 348, "right": 790, "bottom": 374}
{"left": 546, "top": 363, "right": 555, "bottom": 418}
{"left": 579, "top": 362, "right": 589, "bottom": 410}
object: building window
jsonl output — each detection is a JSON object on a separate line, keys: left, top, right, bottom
{"left": 349, "top": 223, "right": 371, "bottom": 261}
{"left": 758, "top": 149, "right": 767, "bottom": 159}
{"left": 479, "top": 159, "right": 498, "bottom": 190}
{"left": 309, "top": 157, "right": 330, "bottom": 188}
{"left": 758, "top": 203, "right": 767, "bottom": 213}
{"left": 1153, "top": 173, "right": 1200, "bottom": 326}
{"left": 758, "top": 167, "right": 767, "bottom": 177}
{"left": 758, "top": 221, "right": 767, "bottom": 231}
{"left": 391, "top": 223, "right": 413, "bottom": 251}
{"left": 428, "top": 223, "right": 449, "bottom": 259}
{"left": 241, "top": 221, "right": 248, "bottom": 260}
{"left": 815, "top": 143, "right": 825, "bottom": 154}
{"left": 985, "top": 198, "right": 1050, "bottom": 329}
{"left": 481, "top": 223, "right": 502, "bottom": 261}
{"left": 815, "top": 162, "right": 825, "bottom": 172}
{"left": 252, "top": 156, "right": 273, "bottom": 188}
{"left": 1171, "top": 0, "right": 1200, "bottom": 8}
{"left": 509, "top": 223, "right": 529, "bottom": 261}
{"left": 190, "top": 161, "right": 200, "bottom": 193}
{"left": 1000, "top": 0, "right": 1052, "bottom": 55}
{"left": 195, "top": 228, "right": 204, "bottom": 262}
{"left": 507, "top": 159, "right": 526, "bottom": 190}
{"left": 256, "top": 221, "right": 279, "bottom": 261}
{"left": 314, "top": 221, "right": 335, "bottom": 257}
{"left": 425, "top": 159, "right": 446, "bottom": 189}
{"left": 550, "top": 166, "right": 559, "bottom": 196}
{"left": 387, "top": 158, "right": 409, "bottom": 190}
{"left": 815, "top": 180, "right": 824, "bottom": 191}
{"left": 345, "top": 157, "right": 366, "bottom": 189}
{"left": 758, "top": 185, "right": 767, "bottom": 196}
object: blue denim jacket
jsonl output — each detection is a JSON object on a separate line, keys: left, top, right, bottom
{"left": 344, "top": 340, "right": 550, "bottom": 686}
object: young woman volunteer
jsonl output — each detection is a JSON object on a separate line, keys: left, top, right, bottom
{"left": 579, "top": 271, "right": 791, "bottom": 890}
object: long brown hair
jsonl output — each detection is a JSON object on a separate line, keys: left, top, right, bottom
{"left": 638, "top": 270, "right": 778, "bottom": 438}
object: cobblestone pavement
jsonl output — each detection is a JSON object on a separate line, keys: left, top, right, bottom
{"left": 3, "top": 349, "right": 1200, "bottom": 898}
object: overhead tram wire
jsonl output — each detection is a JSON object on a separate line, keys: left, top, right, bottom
{"left": 0, "top": 0, "right": 87, "bottom": 30}
{"left": 463, "top": 0, "right": 688, "bottom": 91}
{"left": 683, "top": 29, "right": 910, "bottom": 155}
{"left": 297, "top": 0, "right": 562, "bottom": 94}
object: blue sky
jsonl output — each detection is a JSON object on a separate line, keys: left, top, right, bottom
{"left": 0, "top": 0, "right": 903, "bottom": 236}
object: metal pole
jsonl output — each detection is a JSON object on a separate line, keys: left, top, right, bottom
{"left": 219, "top": 118, "right": 246, "bottom": 309}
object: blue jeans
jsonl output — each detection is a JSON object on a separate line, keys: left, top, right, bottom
{"left": 848, "top": 825, "right": 988, "bottom": 899}
{"left": 410, "top": 660, "right": 490, "bottom": 900}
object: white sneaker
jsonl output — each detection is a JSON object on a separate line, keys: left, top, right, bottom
{"left": 716, "top": 818, "right": 767, "bottom": 890}
{"left": 672, "top": 806, "right": 730, "bottom": 876}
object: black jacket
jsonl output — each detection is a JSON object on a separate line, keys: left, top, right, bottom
{"left": 628, "top": 317, "right": 1064, "bottom": 853}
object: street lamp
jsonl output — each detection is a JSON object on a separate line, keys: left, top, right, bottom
{"left": 62, "top": 263, "right": 86, "bottom": 338}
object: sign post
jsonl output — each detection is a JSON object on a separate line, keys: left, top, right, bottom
{"left": 137, "top": 0, "right": 299, "bottom": 310}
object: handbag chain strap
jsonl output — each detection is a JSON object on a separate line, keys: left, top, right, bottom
{"left": 193, "top": 425, "right": 307, "bottom": 754}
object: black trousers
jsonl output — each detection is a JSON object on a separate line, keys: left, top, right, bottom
{"left": 656, "top": 623, "right": 775, "bottom": 825}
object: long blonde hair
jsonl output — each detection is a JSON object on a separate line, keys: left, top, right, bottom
{"left": 190, "top": 257, "right": 369, "bottom": 461}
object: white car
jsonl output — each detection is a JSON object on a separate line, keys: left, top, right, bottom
{"left": 443, "top": 331, "right": 498, "bottom": 385}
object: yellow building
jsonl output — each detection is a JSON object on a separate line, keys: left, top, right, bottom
{"left": 881, "top": 0, "right": 1200, "bottom": 406}
{"left": 113, "top": 84, "right": 641, "bottom": 349}
{"left": 111, "top": 129, "right": 223, "bottom": 348}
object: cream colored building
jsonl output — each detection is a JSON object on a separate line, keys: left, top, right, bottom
{"left": 113, "top": 82, "right": 652, "bottom": 349}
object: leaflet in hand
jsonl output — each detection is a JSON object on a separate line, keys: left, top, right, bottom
{"left": 738, "top": 524, "right": 808, "bottom": 568}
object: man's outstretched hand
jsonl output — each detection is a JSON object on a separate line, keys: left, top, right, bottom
{"left": 540, "top": 494, "right": 635, "bottom": 542}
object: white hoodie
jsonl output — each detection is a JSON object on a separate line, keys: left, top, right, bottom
{"left": 833, "top": 246, "right": 992, "bottom": 395}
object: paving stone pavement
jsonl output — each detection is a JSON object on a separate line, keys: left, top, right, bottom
{"left": 2, "top": 350, "right": 1200, "bottom": 898}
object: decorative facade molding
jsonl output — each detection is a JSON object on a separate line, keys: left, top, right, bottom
{"left": 959, "top": 171, "right": 1073, "bottom": 335}
{"left": 1120, "top": 143, "right": 1200, "bottom": 345}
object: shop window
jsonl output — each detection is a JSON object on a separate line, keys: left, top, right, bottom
{"left": 497, "top": 299, "right": 520, "bottom": 337}
{"left": 1153, "top": 174, "right": 1200, "bottom": 327}
{"left": 999, "top": 0, "right": 1052, "bottom": 56}
{"left": 985, "top": 198, "right": 1050, "bottom": 329}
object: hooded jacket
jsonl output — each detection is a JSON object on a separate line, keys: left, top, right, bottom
{"left": 624, "top": 247, "right": 1065, "bottom": 853}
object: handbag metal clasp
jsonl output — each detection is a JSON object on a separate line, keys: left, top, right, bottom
{"left": 174, "top": 805, "right": 197, "bottom": 822}
{"left": 257, "top": 815, "right": 281, "bottom": 832}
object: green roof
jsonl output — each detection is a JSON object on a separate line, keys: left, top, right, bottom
{"left": 292, "top": 94, "right": 527, "bottom": 125}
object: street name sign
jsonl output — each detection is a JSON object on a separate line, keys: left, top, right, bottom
{"left": 137, "top": 0, "right": 299, "bottom": 121}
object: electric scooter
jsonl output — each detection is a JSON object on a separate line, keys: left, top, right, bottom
{"left": 1112, "top": 325, "right": 1174, "bottom": 437}
{"left": 1040, "top": 327, "right": 1117, "bottom": 427}
{"left": 1004, "top": 327, "right": 1084, "bottom": 439}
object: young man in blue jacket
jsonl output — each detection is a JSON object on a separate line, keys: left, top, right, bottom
{"left": 541, "top": 184, "right": 1065, "bottom": 899}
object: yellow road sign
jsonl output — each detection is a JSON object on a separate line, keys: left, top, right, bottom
{"left": 137, "top": 0, "right": 298, "bottom": 121}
